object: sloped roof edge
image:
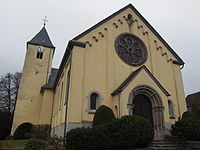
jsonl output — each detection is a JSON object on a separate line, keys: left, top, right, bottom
{"left": 111, "top": 65, "right": 170, "bottom": 97}
{"left": 28, "top": 26, "right": 55, "bottom": 49}
{"left": 73, "top": 3, "right": 184, "bottom": 64}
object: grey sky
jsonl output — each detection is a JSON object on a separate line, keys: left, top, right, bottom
{"left": 0, "top": 0, "right": 199, "bottom": 96}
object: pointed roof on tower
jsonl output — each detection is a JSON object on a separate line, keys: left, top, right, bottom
{"left": 27, "top": 26, "right": 55, "bottom": 48}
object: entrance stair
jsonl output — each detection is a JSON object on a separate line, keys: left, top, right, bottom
{"left": 149, "top": 136, "right": 192, "bottom": 150}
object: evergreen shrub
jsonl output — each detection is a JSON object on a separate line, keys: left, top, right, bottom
{"left": 93, "top": 105, "right": 115, "bottom": 127}
{"left": 182, "top": 111, "right": 199, "bottom": 119}
{"left": 24, "top": 139, "right": 48, "bottom": 150}
{"left": 171, "top": 118, "right": 200, "bottom": 141}
{"left": 66, "top": 115, "right": 154, "bottom": 150}
{"left": 105, "top": 115, "right": 154, "bottom": 149}
{"left": 13, "top": 122, "right": 33, "bottom": 139}
{"left": 66, "top": 127, "right": 109, "bottom": 150}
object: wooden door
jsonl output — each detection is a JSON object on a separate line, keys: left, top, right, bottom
{"left": 133, "top": 94, "right": 153, "bottom": 125}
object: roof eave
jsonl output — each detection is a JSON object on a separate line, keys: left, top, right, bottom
{"left": 53, "top": 40, "right": 86, "bottom": 90}
{"left": 73, "top": 3, "right": 184, "bottom": 64}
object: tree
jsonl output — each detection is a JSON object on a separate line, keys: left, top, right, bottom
{"left": 0, "top": 72, "right": 21, "bottom": 139}
{"left": 0, "top": 110, "right": 11, "bottom": 139}
{"left": 0, "top": 72, "right": 21, "bottom": 113}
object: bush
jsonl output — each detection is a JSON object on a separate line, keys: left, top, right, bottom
{"left": 182, "top": 111, "right": 199, "bottom": 119}
{"left": 48, "top": 136, "right": 64, "bottom": 150}
{"left": 66, "top": 115, "right": 154, "bottom": 150}
{"left": 5, "top": 135, "right": 13, "bottom": 140}
{"left": 31, "top": 124, "right": 51, "bottom": 140}
{"left": 171, "top": 118, "right": 200, "bottom": 140}
{"left": 13, "top": 122, "right": 33, "bottom": 139}
{"left": 24, "top": 139, "right": 48, "bottom": 150}
{"left": 0, "top": 110, "right": 12, "bottom": 140}
{"left": 104, "top": 115, "right": 154, "bottom": 149}
{"left": 93, "top": 105, "right": 115, "bottom": 127}
{"left": 66, "top": 127, "right": 109, "bottom": 150}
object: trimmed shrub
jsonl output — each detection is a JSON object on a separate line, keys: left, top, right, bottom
{"left": 93, "top": 105, "right": 115, "bottom": 127}
{"left": 171, "top": 118, "right": 200, "bottom": 140}
{"left": 31, "top": 124, "right": 51, "bottom": 140}
{"left": 24, "top": 139, "right": 48, "bottom": 150}
{"left": 66, "top": 115, "right": 154, "bottom": 150}
{"left": 13, "top": 122, "right": 33, "bottom": 139}
{"left": 104, "top": 115, "right": 154, "bottom": 149}
{"left": 66, "top": 127, "right": 109, "bottom": 150}
{"left": 182, "top": 111, "right": 199, "bottom": 119}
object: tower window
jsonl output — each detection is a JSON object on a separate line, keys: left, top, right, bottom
{"left": 36, "top": 52, "right": 43, "bottom": 59}
{"left": 36, "top": 46, "right": 44, "bottom": 59}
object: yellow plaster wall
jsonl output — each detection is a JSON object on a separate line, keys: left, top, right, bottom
{"left": 12, "top": 44, "right": 54, "bottom": 134}
{"left": 51, "top": 62, "right": 70, "bottom": 128}
{"left": 66, "top": 8, "right": 187, "bottom": 124}
{"left": 39, "top": 90, "right": 54, "bottom": 124}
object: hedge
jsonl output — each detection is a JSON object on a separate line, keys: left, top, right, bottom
{"left": 66, "top": 115, "right": 154, "bottom": 150}
{"left": 171, "top": 118, "right": 200, "bottom": 141}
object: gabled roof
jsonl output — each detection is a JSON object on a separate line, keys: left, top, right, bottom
{"left": 111, "top": 65, "right": 170, "bottom": 96}
{"left": 27, "top": 26, "right": 55, "bottom": 48}
{"left": 40, "top": 68, "right": 59, "bottom": 93}
{"left": 73, "top": 4, "right": 184, "bottom": 64}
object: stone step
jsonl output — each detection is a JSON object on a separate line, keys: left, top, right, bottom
{"left": 149, "top": 137, "right": 191, "bottom": 150}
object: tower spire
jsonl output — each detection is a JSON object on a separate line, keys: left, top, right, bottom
{"left": 43, "top": 16, "right": 48, "bottom": 26}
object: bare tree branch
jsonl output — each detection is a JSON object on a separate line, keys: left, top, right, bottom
{"left": 0, "top": 72, "right": 21, "bottom": 113}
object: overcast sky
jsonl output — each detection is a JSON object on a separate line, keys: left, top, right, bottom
{"left": 0, "top": 0, "right": 199, "bottom": 96}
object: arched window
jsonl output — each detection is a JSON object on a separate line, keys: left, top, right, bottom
{"left": 87, "top": 91, "right": 103, "bottom": 114}
{"left": 168, "top": 100, "right": 175, "bottom": 119}
{"left": 36, "top": 51, "right": 43, "bottom": 59}
{"left": 90, "top": 93, "right": 98, "bottom": 110}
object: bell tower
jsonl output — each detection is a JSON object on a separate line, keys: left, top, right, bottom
{"left": 11, "top": 25, "right": 55, "bottom": 134}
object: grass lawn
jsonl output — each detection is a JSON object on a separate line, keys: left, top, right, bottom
{"left": 0, "top": 139, "right": 28, "bottom": 149}
{"left": 0, "top": 139, "right": 65, "bottom": 150}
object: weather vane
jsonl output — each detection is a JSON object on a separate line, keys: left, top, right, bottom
{"left": 43, "top": 16, "right": 48, "bottom": 26}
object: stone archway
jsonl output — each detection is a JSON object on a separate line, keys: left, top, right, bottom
{"left": 127, "top": 85, "right": 164, "bottom": 139}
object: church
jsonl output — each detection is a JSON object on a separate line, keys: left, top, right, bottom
{"left": 11, "top": 4, "right": 187, "bottom": 139}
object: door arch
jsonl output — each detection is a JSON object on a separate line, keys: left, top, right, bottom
{"left": 128, "top": 85, "right": 164, "bottom": 139}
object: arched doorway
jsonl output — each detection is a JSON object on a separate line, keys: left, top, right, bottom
{"left": 133, "top": 94, "right": 153, "bottom": 126}
{"left": 128, "top": 85, "right": 164, "bottom": 140}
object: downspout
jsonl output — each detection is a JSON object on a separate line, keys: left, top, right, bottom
{"left": 63, "top": 58, "right": 72, "bottom": 146}
{"left": 118, "top": 94, "right": 121, "bottom": 117}
{"left": 50, "top": 91, "right": 55, "bottom": 136}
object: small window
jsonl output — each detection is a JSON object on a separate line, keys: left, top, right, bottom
{"left": 87, "top": 91, "right": 103, "bottom": 113}
{"left": 90, "top": 93, "right": 98, "bottom": 110}
{"left": 36, "top": 51, "right": 43, "bottom": 59}
{"left": 168, "top": 100, "right": 175, "bottom": 119}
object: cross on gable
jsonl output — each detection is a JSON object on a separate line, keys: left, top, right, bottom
{"left": 43, "top": 16, "right": 48, "bottom": 26}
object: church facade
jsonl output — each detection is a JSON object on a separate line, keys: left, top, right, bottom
{"left": 12, "top": 4, "right": 187, "bottom": 139}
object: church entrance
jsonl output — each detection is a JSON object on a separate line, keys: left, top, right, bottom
{"left": 133, "top": 94, "right": 153, "bottom": 126}
{"left": 128, "top": 85, "right": 165, "bottom": 139}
